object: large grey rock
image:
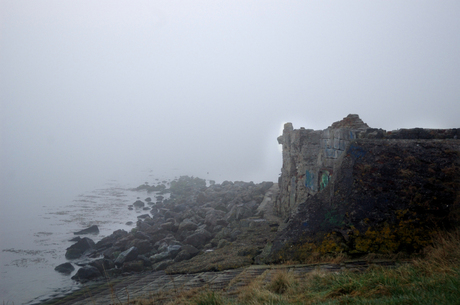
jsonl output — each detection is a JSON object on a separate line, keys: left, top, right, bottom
{"left": 114, "top": 246, "right": 138, "bottom": 267}
{"left": 149, "top": 251, "right": 170, "bottom": 264}
{"left": 183, "top": 229, "right": 212, "bottom": 248}
{"left": 129, "top": 239, "right": 153, "bottom": 255}
{"left": 167, "top": 245, "right": 182, "bottom": 259}
{"left": 133, "top": 200, "right": 145, "bottom": 208}
{"left": 74, "top": 225, "right": 99, "bottom": 235}
{"left": 71, "top": 266, "right": 102, "bottom": 282}
{"left": 89, "top": 258, "right": 114, "bottom": 275}
{"left": 65, "top": 237, "right": 95, "bottom": 259}
{"left": 95, "top": 229, "right": 128, "bottom": 250}
{"left": 54, "top": 262, "right": 75, "bottom": 274}
{"left": 178, "top": 219, "right": 198, "bottom": 233}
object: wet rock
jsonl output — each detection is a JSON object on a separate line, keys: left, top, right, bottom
{"left": 114, "top": 246, "right": 138, "bottom": 267}
{"left": 133, "top": 200, "right": 145, "bottom": 208}
{"left": 54, "top": 262, "right": 75, "bottom": 274}
{"left": 74, "top": 225, "right": 99, "bottom": 235}
{"left": 137, "top": 214, "right": 150, "bottom": 219}
{"left": 89, "top": 258, "right": 114, "bottom": 275}
{"left": 65, "top": 237, "right": 95, "bottom": 259}
{"left": 71, "top": 266, "right": 102, "bottom": 282}
{"left": 95, "top": 229, "right": 128, "bottom": 250}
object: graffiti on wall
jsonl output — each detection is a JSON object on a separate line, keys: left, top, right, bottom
{"left": 305, "top": 170, "right": 316, "bottom": 191}
{"left": 319, "top": 170, "right": 332, "bottom": 190}
{"left": 349, "top": 144, "right": 366, "bottom": 159}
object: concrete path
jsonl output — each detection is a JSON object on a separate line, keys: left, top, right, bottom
{"left": 40, "top": 260, "right": 397, "bottom": 305}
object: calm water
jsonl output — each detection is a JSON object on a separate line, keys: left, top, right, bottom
{"left": 0, "top": 174, "right": 171, "bottom": 304}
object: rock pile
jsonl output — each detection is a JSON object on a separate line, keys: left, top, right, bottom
{"left": 61, "top": 176, "right": 279, "bottom": 282}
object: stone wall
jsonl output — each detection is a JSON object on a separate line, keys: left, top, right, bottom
{"left": 271, "top": 114, "right": 460, "bottom": 260}
{"left": 275, "top": 114, "right": 460, "bottom": 221}
{"left": 275, "top": 114, "right": 370, "bottom": 220}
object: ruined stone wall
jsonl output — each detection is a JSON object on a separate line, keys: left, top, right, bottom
{"left": 270, "top": 114, "right": 460, "bottom": 260}
{"left": 275, "top": 114, "right": 460, "bottom": 221}
{"left": 275, "top": 114, "right": 370, "bottom": 220}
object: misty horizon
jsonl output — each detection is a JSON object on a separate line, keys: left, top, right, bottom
{"left": 2, "top": 1, "right": 460, "bottom": 202}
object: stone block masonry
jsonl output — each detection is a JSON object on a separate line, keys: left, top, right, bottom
{"left": 271, "top": 114, "right": 460, "bottom": 260}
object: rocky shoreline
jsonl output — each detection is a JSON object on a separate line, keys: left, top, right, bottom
{"left": 55, "top": 176, "right": 280, "bottom": 284}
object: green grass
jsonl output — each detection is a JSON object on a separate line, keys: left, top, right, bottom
{"left": 127, "top": 229, "right": 460, "bottom": 305}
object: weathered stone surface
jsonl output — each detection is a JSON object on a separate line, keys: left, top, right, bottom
{"left": 71, "top": 266, "right": 102, "bottom": 282}
{"left": 95, "top": 229, "right": 128, "bottom": 250}
{"left": 89, "top": 258, "right": 114, "bottom": 275}
{"left": 74, "top": 225, "right": 99, "bottom": 235}
{"left": 183, "top": 229, "right": 212, "bottom": 248}
{"left": 115, "top": 246, "right": 139, "bottom": 267}
{"left": 149, "top": 251, "right": 170, "bottom": 264}
{"left": 271, "top": 114, "right": 460, "bottom": 261}
{"left": 65, "top": 237, "right": 95, "bottom": 259}
{"left": 133, "top": 200, "right": 145, "bottom": 208}
{"left": 178, "top": 219, "right": 198, "bottom": 233}
{"left": 54, "top": 262, "right": 75, "bottom": 274}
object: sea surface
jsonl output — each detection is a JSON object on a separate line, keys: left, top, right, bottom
{"left": 0, "top": 172, "right": 173, "bottom": 305}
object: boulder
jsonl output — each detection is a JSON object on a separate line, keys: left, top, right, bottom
{"left": 204, "top": 209, "right": 226, "bottom": 227}
{"left": 133, "top": 200, "right": 145, "bottom": 208}
{"left": 178, "top": 219, "right": 198, "bottom": 233}
{"left": 95, "top": 229, "right": 128, "bottom": 250}
{"left": 71, "top": 266, "right": 102, "bottom": 282}
{"left": 74, "top": 225, "right": 99, "bottom": 235}
{"left": 149, "top": 251, "right": 170, "bottom": 264}
{"left": 167, "top": 245, "right": 182, "bottom": 259}
{"left": 134, "top": 231, "right": 151, "bottom": 241}
{"left": 130, "top": 239, "right": 153, "bottom": 255}
{"left": 89, "top": 258, "right": 114, "bottom": 275}
{"left": 183, "top": 229, "right": 212, "bottom": 249}
{"left": 160, "top": 221, "right": 177, "bottom": 232}
{"left": 114, "top": 246, "right": 139, "bottom": 267}
{"left": 54, "top": 262, "right": 75, "bottom": 274}
{"left": 65, "top": 237, "right": 95, "bottom": 259}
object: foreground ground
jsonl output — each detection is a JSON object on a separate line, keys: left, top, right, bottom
{"left": 40, "top": 229, "right": 460, "bottom": 305}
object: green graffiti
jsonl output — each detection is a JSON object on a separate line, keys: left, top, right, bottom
{"left": 319, "top": 170, "right": 331, "bottom": 190}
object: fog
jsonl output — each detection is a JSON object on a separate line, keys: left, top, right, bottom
{"left": 1, "top": 1, "right": 460, "bottom": 201}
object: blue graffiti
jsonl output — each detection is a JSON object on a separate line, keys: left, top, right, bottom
{"left": 349, "top": 144, "right": 366, "bottom": 159}
{"left": 305, "top": 170, "right": 315, "bottom": 191}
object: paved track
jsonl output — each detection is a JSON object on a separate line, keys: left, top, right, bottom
{"left": 40, "top": 261, "right": 397, "bottom": 305}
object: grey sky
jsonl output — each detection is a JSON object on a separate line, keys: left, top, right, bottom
{"left": 1, "top": 1, "right": 459, "bottom": 195}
